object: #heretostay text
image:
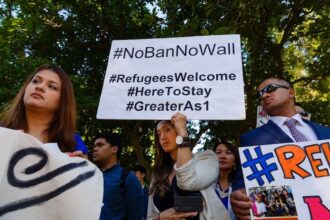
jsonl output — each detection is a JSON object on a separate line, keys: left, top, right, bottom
{"left": 126, "top": 86, "right": 212, "bottom": 98}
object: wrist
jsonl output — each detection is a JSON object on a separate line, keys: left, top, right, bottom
{"left": 176, "top": 135, "right": 191, "bottom": 148}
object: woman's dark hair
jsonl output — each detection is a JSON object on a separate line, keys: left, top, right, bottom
{"left": 149, "top": 120, "right": 175, "bottom": 198}
{"left": 213, "top": 139, "right": 240, "bottom": 183}
{"left": 0, "top": 64, "right": 76, "bottom": 152}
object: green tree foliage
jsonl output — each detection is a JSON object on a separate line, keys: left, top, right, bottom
{"left": 157, "top": 0, "right": 329, "bottom": 147}
{"left": 0, "top": 0, "right": 160, "bottom": 177}
{"left": 0, "top": 0, "right": 329, "bottom": 175}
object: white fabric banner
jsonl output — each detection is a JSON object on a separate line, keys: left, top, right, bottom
{"left": 97, "top": 35, "right": 245, "bottom": 120}
{"left": 0, "top": 127, "right": 103, "bottom": 220}
{"left": 239, "top": 140, "right": 330, "bottom": 220}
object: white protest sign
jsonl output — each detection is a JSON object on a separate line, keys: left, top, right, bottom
{"left": 97, "top": 35, "right": 245, "bottom": 120}
{"left": 239, "top": 140, "right": 330, "bottom": 220}
{"left": 256, "top": 106, "right": 270, "bottom": 127}
{"left": 0, "top": 127, "right": 103, "bottom": 220}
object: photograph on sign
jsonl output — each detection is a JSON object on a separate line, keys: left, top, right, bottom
{"left": 97, "top": 35, "right": 245, "bottom": 120}
{"left": 248, "top": 185, "right": 298, "bottom": 219}
{"left": 239, "top": 140, "right": 330, "bottom": 220}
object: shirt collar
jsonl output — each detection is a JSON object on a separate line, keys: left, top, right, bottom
{"left": 102, "top": 163, "right": 120, "bottom": 173}
{"left": 270, "top": 113, "right": 304, "bottom": 126}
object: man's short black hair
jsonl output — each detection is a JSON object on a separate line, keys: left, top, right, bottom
{"left": 133, "top": 165, "right": 146, "bottom": 174}
{"left": 94, "top": 133, "right": 122, "bottom": 158}
{"left": 259, "top": 77, "right": 293, "bottom": 88}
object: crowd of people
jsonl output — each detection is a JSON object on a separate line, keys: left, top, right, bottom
{"left": 250, "top": 186, "right": 297, "bottom": 217}
{"left": 1, "top": 64, "right": 330, "bottom": 219}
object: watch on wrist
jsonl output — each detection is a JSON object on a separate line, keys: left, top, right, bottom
{"left": 176, "top": 135, "right": 190, "bottom": 147}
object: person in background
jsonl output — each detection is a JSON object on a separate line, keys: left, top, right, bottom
{"left": 230, "top": 77, "right": 330, "bottom": 219}
{"left": 133, "top": 165, "right": 149, "bottom": 220}
{"left": 295, "top": 103, "right": 310, "bottom": 120}
{"left": 0, "top": 64, "right": 85, "bottom": 156}
{"left": 93, "top": 133, "right": 143, "bottom": 220}
{"left": 281, "top": 188, "right": 296, "bottom": 216}
{"left": 253, "top": 193, "right": 266, "bottom": 217}
{"left": 147, "top": 112, "right": 231, "bottom": 220}
{"left": 214, "top": 140, "right": 239, "bottom": 220}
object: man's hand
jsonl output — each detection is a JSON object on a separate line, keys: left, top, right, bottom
{"left": 230, "top": 188, "right": 252, "bottom": 220}
{"left": 67, "top": 150, "right": 88, "bottom": 159}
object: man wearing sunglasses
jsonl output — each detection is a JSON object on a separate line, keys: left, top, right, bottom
{"left": 230, "top": 77, "right": 330, "bottom": 220}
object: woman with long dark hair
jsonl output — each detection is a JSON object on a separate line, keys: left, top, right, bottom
{"left": 0, "top": 64, "right": 85, "bottom": 155}
{"left": 147, "top": 112, "right": 231, "bottom": 220}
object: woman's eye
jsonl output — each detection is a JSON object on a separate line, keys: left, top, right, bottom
{"left": 31, "top": 78, "right": 40, "bottom": 84}
{"left": 48, "top": 84, "right": 58, "bottom": 90}
{"left": 166, "top": 127, "right": 172, "bottom": 132}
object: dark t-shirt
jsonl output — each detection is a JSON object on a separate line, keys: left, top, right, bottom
{"left": 153, "top": 176, "right": 199, "bottom": 220}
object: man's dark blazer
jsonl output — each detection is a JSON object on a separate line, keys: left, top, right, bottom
{"left": 240, "top": 119, "right": 330, "bottom": 147}
{"left": 232, "top": 120, "right": 330, "bottom": 190}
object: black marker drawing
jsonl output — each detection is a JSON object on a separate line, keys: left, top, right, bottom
{"left": 0, "top": 147, "right": 96, "bottom": 217}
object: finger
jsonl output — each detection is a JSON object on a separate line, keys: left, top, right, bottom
{"left": 231, "top": 202, "right": 252, "bottom": 217}
{"left": 236, "top": 214, "right": 251, "bottom": 220}
{"left": 183, "top": 212, "right": 198, "bottom": 217}
{"left": 231, "top": 191, "right": 251, "bottom": 202}
{"left": 66, "top": 152, "right": 74, "bottom": 157}
{"left": 231, "top": 198, "right": 252, "bottom": 210}
{"left": 173, "top": 211, "right": 198, "bottom": 218}
{"left": 71, "top": 150, "right": 84, "bottom": 157}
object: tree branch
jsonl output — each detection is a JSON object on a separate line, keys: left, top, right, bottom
{"left": 291, "top": 75, "right": 325, "bottom": 85}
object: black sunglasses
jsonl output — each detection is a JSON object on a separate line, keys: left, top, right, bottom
{"left": 258, "top": 84, "right": 290, "bottom": 98}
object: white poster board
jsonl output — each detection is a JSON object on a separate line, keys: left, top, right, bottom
{"left": 0, "top": 128, "right": 103, "bottom": 220}
{"left": 256, "top": 106, "right": 270, "bottom": 127}
{"left": 97, "top": 35, "right": 245, "bottom": 120}
{"left": 239, "top": 140, "right": 330, "bottom": 220}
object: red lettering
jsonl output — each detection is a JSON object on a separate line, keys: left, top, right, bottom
{"left": 304, "top": 196, "right": 330, "bottom": 220}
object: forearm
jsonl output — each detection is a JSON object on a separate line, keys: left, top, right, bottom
{"left": 175, "top": 150, "right": 218, "bottom": 190}
{"left": 171, "top": 112, "right": 191, "bottom": 167}
{"left": 176, "top": 146, "right": 192, "bottom": 168}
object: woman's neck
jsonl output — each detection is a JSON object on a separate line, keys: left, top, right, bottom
{"left": 170, "top": 149, "right": 178, "bottom": 162}
{"left": 25, "top": 110, "right": 53, "bottom": 143}
{"left": 218, "top": 169, "right": 231, "bottom": 190}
